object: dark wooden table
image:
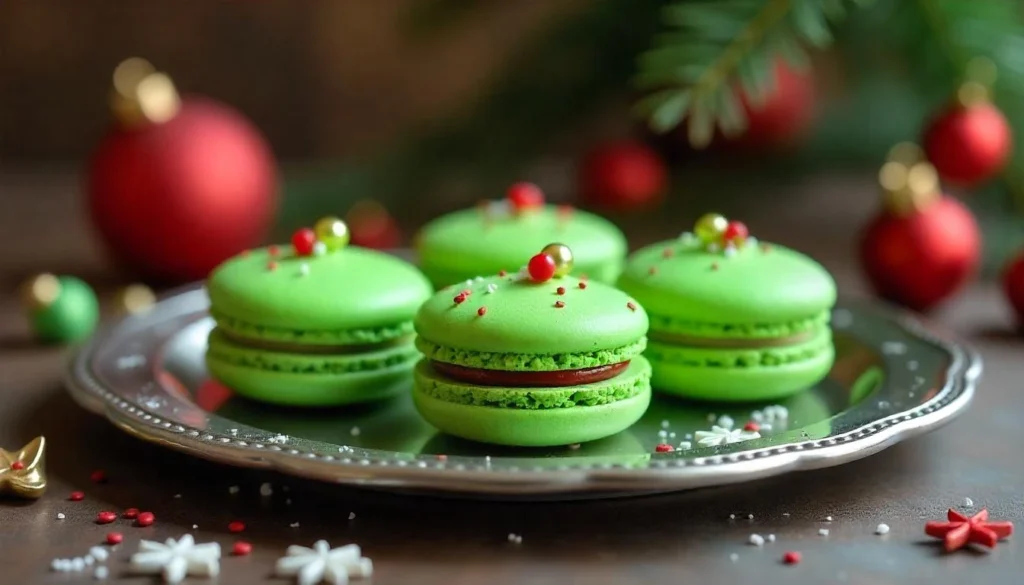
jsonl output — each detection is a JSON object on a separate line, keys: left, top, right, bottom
{"left": 1, "top": 168, "right": 1021, "bottom": 585}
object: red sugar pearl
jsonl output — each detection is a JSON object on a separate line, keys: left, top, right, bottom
{"left": 723, "top": 221, "right": 749, "bottom": 244}
{"left": 744, "top": 422, "right": 760, "bottom": 432}
{"left": 291, "top": 228, "right": 316, "bottom": 256}
{"left": 556, "top": 287, "right": 566, "bottom": 295}
{"left": 69, "top": 491, "right": 85, "bottom": 502}
{"left": 783, "top": 551, "right": 802, "bottom": 565}
{"left": 655, "top": 444, "right": 674, "bottom": 453}
{"left": 627, "top": 302, "right": 637, "bottom": 312}
{"left": 136, "top": 512, "right": 155, "bottom": 527}
{"left": 506, "top": 182, "right": 545, "bottom": 211}
{"left": 96, "top": 511, "right": 117, "bottom": 525}
{"left": 106, "top": 532, "right": 124, "bottom": 545}
{"left": 10, "top": 461, "right": 24, "bottom": 471}
{"left": 268, "top": 245, "right": 280, "bottom": 257}
{"left": 527, "top": 253, "right": 557, "bottom": 282}
{"left": 453, "top": 294, "right": 466, "bottom": 304}
{"left": 228, "top": 521, "right": 246, "bottom": 533}
{"left": 232, "top": 541, "right": 253, "bottom": 556}
{"left": 267, "top": 261, "right": 278, "bottom": 271}
{"left": 122, "top": 508, "right": 139, "bottom": 519}
{"left": 578, "top": 281, "right": 587, "bottom": 290}
{"left": 662, "top": 247, "right": 674, "bottom": 258}
{"left": 90, "top": 470, "right": 106, "bottom": 483}
{"left": 477, "top": 306, "right": 487, "bottom": 317}
{"left": 498, "top": 270, "right": 507, "bottom": 277}
{"left": 554, "top": 301, "right": 565, "bottom": 308}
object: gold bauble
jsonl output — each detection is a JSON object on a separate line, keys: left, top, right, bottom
{"left": 21, "top": 274, "right": 61, "bottom": 311}
{"left": 314, "top": 216, "right": 350, "bottom": 251}
{"left": 541, "top": 243, "right": 574, "bottom": 278}
{"left": 114, "top": 284, "right": 157, "bottom": 315}
{"left": 694, "top": 213, "right": 728, "bottom": 244}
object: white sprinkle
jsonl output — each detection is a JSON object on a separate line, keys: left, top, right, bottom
{"left": 875, "top": 523, "right": 890, "bottom": 535}
{"left": 230, "top": 428, "right": 238, "bottom": 435}
{"left": 717, "top": 415, "right": 735, "bottom": 429}
{"left": 824, "top": 515, "right": 833, "bottom": 522}
{"left": 464, "top": 279, "right": 473, "bottom": 287}
{"left": 729, "top": 553, "right": 739, "bottom": 562}
{"left": 260, "top": 483, "right": 273, "bottom": 496}
{"left": 474, "top": 276, "right": 484, "bottom": 282}
{"left": 57, "top": 512, "right": 66, "bottom": 519}
{"left": 668, "top": 432, "right": 676, "bottom": 439}
{"left": 661, "top": 420, "right": 671, "bottom": 429}
{"left": 351, "top": 426, "right": 361, "bottom": 437}
{"left": 507, "top": 533, "right": 523, "bottom": 544}
{"left": 269, "top": 434, "right": 289, "bottom": 444}
{"left": 193, "top": 524, "right": 199, "bottom": 529}
{"left": 568, "top": 443, "right": 581, "bottom": 450}
{"left": 657, "top": 430, "right": 668, "bottom": 438}
{"left": 819, "top": 528, "right": 830, "bottom": 536}
{"left": 116, "top": 354, "right": 146, "bottom": 369}
{"left": 486, "top": 283, "right": 497, "bottom": 294}
{"left": 964, "top": 497, "right": 974, "bottom": 507}
{"left": 881, "top": 341, "right": 907, "bottom": 355}
{"left": 684, "top": 433, "right": 693, "bottom": 440}
{"left": 348, "top": 512, "right": 356, "bottom": 520}
{"left": 298, "top": 263, "right": 310, "bottom": 277}
{"left": 706, "top": 243, "right": 721, "bottom": 253}
{"left": 729, "top": 514, "right": 736, "bottom": 520}
{"left": 290, "top": 522, "right": 300, "bottom": 528}
{"left": 908, "top": 360, "right": 919, "bottom": 370}
{"left": 678, "top": 441, "right": 692, "bottom": 450}
{"left": 50, "top": 559, "right": 63, "bottom": 571}
{"left": 760, "top": 423, "right": 773, "bottom": 432}
{"left": 89, "top": 547, "right": 109, "bottom": 561}
{"left": 93, "top": 566, "right": 109, "bottom": 580}
{"left": 783, "top": 512, "right": 791, "bottom": 517}
{"left": 72, "top": 558, "right": 86, "bottom": 571}
{"left": 678, "top": 231, "right": 696, "bottom": 244}
{"left": 748, "top": 534, "right": 765, "bottom": 546}
{"left": 724, "top": 245, "right": 737, "bottom": 258}
{"left": 767, "top": 534, "right": 776, "bottom": 542}
{"left": 174, "top": 493, "right": 182, "bottom": 499}
{"left": 84, "top": 555, "right": 95, "bottom": 566}
{"left": 229, "top": 485, "right": 241, "bottom": 495}
{"left": 747, "top": 514, "right": 754, "bottom": 520}
{"left": 313, "top": 241, "right": 327, "bottom": 256}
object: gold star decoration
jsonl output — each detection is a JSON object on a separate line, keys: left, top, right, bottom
{"left": 0, "top": 436, "right": 47, "bottom": 499}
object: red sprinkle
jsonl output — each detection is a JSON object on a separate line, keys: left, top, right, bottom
{"left": 136, "top": 511, "right": 155, "bottom": 527}
{"left": 10, "top": 461, "right": 24, "bottom": 471}
{"left": 477, "top": 306, "right": 487, "bottom": 317}
{"left": 528, "top": 253, "right": 557, "bottom": 282}
{"left": 723, "top": 221, "right": 749, "bottom": 244}
{"left": 268, "top": 245, "right": 280, "bottom": 256}
{"left": 267, "top": 261, "right": 278, "bottom": 271}
{"left": 498, "top": 270, "right": 507, "bottom": 277}
{"left": 69, "top": 491, "right": 85, "bottom": 502}
{"left": 662, "top": 248, "right": 674, "bottom": 258}
{"left": 122, "top": 508, "right": 139, "bottom": 519}
{"left": 744, "top": 422, "right": 760, "bottom": 432}
{"left": 648, "top": 266, "right": 658, "bottom": 275}
{"left": 507, "top": 182, "right": 545, "bottom": 211}
{"left": 96, "top": 511, "right": 117, "bottom": 525}
{"left": 228, "top": 521, "right": 246, "bottom": 533}
{"left": 578, "top": 281, "right": 587, "bottom": 290}
{"left": 291, "top": 228, "right": 317, "bottom": 256}
{"left": 90, "top": 470, "right": 106, "bottom": 483}
{"left": 232, "top": 541, "right": 253, "bottom": 556}
{"left": 554, "top": 300, "right": 565, "bottom": 308}
{"left": 106, "top": 532, "right": 124, "bottom": 545}
{"left": 782, "top": 551, "right": 801, "bottom": 565}
{"left": 627, "top": 302, "right": 637, "bottom": 312}
{"left": 655, "top": 444, "right": 674, "bottom": 453}
{"left": 453, "top": 294, "right": 466, "bottom": 304}
{"left": 556, "top": 287, "right": 566, "bottom": 295}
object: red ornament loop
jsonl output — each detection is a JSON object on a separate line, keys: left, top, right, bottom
{"left": 527, "top": 253, "right": 557, "bottom": 282}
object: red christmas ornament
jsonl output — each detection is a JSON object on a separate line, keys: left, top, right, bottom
{"left": 291, "top": 228, "right": 316, "bottom": 256}
{"left": 731, "top": 60, "right": 816, "bottom": 150}
{"left": 923, "top": 88, "right": 1011, "bottom": 187}
{"left": 347, "top": 200, "right": 402, "bottom": 250}
{"left": 1001, "top": 251, "right": 1024, "bottom": 326}
{"left": 507, "top": 182, "right": 545, "bottom": 212}
{"left": 88, "top": 58, "right": 278, "bottom": 284}
{"left": 527, "top": 253, "right": 557, "bottom": 282}
{"left": 859, "top": 153, "right": 980, "bottom": 312}
{"left": 578, "top": 140, "right": 667, "bottom": 211}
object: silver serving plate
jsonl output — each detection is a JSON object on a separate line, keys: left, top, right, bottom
{"left": 65, "top": 284, "right": 980, "bottom": 500}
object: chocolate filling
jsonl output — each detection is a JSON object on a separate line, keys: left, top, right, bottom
{"left": 647, "top": 330, "right": 815, "bottom": 349}
{"left": 431, "top": 361, "right": 630, "bottom": 388}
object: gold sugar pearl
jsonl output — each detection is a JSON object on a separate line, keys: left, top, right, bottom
{"left": 314, "top": 216, "right": 350, "bottom": 251}
{"left": 694, "top": 213, "right": 728, "bottom": 244}
{"left": 541, "top": 243, "right": 574, "bottom": 278}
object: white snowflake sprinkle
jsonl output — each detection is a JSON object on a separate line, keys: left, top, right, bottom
{"left": 748, "top": 534, "right": 765, "bottom": 546}
{"left": 486, "top": 283, "right": 497, "bottom": 294}
{"left": 964, "top": 497, "right": 974, "bottom": 507}
{"left": 94, "top": 566, "right": 109, "bottom": 580}
{"left": 128, "top": 534, "right": 221, "bottom": 584}
{"left": 694, "top": 425, "right": 761, "bottom": 447}
{"left": 269, "top": 434, "right": 289, "bottom": 445}
{"left": 57, "top": 512, "right": 66, "bottom": 520}
{"left": 678, "top": 441, "right": 692, "bottom": 450}
{"left": 275, "top": 540, "right": 372, "bottom": 585}
{"left": 875, "top": 523, "right": 890, "bottom": 535}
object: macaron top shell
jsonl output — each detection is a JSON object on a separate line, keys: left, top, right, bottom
{"left": 416, "top": 206, "right": 626, "bottom": 280}
{"left": 414, "top": 273, "right": 648, "bottom": 356}
{"left": 208, "top": 246, "right": 432, "bottom": 341}
{"left": 617, "top": 238, "right": 836, "bottom": 326}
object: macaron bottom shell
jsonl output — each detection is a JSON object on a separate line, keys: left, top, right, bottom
{"left": 413, "top": 357, "right": 652, "bottom": 447}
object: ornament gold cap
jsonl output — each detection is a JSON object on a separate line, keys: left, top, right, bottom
{"left": 110, "top": 57, "right": 181, "bottom": 127}
{"left": 114, "top": 284, "right": 157, "bottom": 315}
{"left": 879, "top": 148, "right": 941, "bottom": 216}
{"left": 21, "top": 273, "right": 61, "bottom": 310}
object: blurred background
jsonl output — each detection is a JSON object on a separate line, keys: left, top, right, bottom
{"left": 3, "top": 0, "right": 1024, "bottom": 299}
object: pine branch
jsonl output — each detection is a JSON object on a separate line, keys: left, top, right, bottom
{"left": 634, "top": 0, "right": 872, "bottom": 147}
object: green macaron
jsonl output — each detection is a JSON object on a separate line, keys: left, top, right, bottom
{"left": 205, "top": 226, "right": 432, "bottom": 407}
{"left": 413, "top": 245, "right": 652, "bottom": 446}
{"left": 617, "top": 213, "right": 837, "bottom": 402}
{"left": 414, "top": 183, "right": 627, "bottom": 288}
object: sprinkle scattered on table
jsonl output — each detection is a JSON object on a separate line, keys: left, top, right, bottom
{"left": 274, "top": 540, "right": 372, "bottom": 585}
{"left": 128, "top": 534, "right": 220, "bottom": 584}
{"left": 925, "top": 508, "right": 1013, "bottom": 553}
{"left": 875, "top": 523, "right": 890, "bottom": 535}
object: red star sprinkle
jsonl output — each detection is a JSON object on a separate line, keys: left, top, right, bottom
{"left": 106, "top": 532, "right": 123, "bottom": 545}
{"left": 925, "top": 509, "right": 1013, "bottom": 552}
{"left": 554, "top": 301, "right": 565, "bottom": 308}
{"left": 10, "top": 461, "right": 24, "bottom": 471}
{"left": 743, "top": 422, "right": 760, "bottom": 432}
{"left": 96, "top": 511, "right": 117, "bottom": 524}
{"left": 122, "top": 508, "right": 139, "bottom": 519}
{"left": 578, "top": 281, "right": 587, "bottom": 290}
{"left": 136, "top": 511, "right": 155, "bottom": 527}
{"left": 477, "top": 306, "right": 487, "bottom": 317}
{"left": 69, "top": 491, "right": 85, "bottom": 502}
{"left": 232, "top": 541, "right": 253, "bottom": 556}
{"left": 655, "top": 444, "right": 674, "bottom": 453}
{"left": 782, "top": 551, "right": 801, "bottom": 565}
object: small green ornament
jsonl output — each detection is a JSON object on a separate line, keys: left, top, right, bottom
{"left": 24, "top": 275, "right": 99, "bottom": 344}
{"left": 694, "top": 213, "right": 728, "bottom": 244}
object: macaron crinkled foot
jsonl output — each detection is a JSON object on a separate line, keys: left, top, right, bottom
{"left": 414, "top": 182, "right": 627, "bottom": 288}
{"left": 204, "top": 216, "right": 432, "bottom": 407}
{"left": 617, "top": 213, "right": 837, "bottom": 402}
{"left": 412, "top": 244, "right": 652, "bottom": 447}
